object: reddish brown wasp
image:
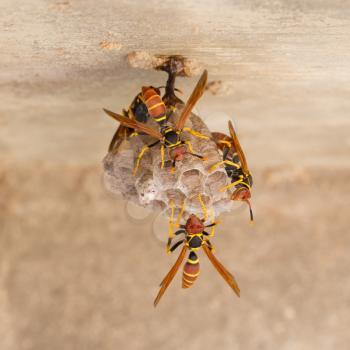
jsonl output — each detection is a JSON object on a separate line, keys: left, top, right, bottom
{"left": 103, "top": 70, "right": 209, "bottom": 175}
{"left": 154, "top": 195, "right": 240, "bottom": 307}
{"left": 211, "top": 121, "right": 253, "bottom": 221}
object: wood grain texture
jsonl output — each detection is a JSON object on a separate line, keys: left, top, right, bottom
{"left": 0, "top": 1, "right": 349, "bottom": 349}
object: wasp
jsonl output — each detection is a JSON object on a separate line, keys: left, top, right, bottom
{"left": 211, "top": 121, "right": 254, "bottom": 221}
{"left": 154, "top": 195, "right": 240, "bottom": 307}
{"left": 103, "top": 70, "right": 210, "bottom": 175}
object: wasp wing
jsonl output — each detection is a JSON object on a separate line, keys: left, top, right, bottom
{"left": 107, "top": 125, "right": 130, "bottom": 153}
{"left": 202, "top": 244, "right": 240, "bottom": 297}
{"left": 175, "top": 70, "right": 208, "bottom": 131}
{"left": 108, "top": 126, "right": 122, "bottom": 152}
{"left": 103, "top": 108, "right": 162, "bottom": 140}
{"left": 154, "top": 245, "right": 188, "bottom": 307}
{"left": 228, "top": 120, "right": 249, "bottom": 176}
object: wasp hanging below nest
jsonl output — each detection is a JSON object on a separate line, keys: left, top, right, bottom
{"left": 154, "top": 195, "right": 240, "bottom": 307}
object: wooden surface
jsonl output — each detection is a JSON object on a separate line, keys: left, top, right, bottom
{"left": 1, "top": 0, "right": 349, "bottom": 167}
{"left": 0, "top": 1, "right": 349, "bottom": 350}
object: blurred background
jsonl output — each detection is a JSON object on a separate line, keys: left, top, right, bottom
{"left": 1, "top": 1, "right": 350, "bottom": 349}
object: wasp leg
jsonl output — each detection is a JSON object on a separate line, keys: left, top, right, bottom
{"left": 184, "top": 140, "right": 194, "bottom": 153}
{"left": 160, "top": 145, "right": 165, "bottom": 168}
{"left": 133, "top": 140, "right": 160, "bottom": 176}
{"left": 169, "top": 239, "right": 185, "bottom": 253}
{"left": 208, "top": 210, "right": 218, "bottom": 237}
{"left": 219, "top": 140, "right": 232, "bottom": 150}
{"left": 167, "top": 198, "right": 186, "bottom": 250}
{"left": 183, "top": 127, "right": 209, "bottom": 140}
{"left": 167, "top": 230, "right": 186, "bottom": 253}
{"left": 209, "top": 160, "right": 225, "bottom": 172}
{"left": 204, "top": 223, "right": 218, "bottom": 238}
{"left": 174, "top": 201, "right": 186, "bottom": 228}
{"left": 209, "top": 159, "right": 240, "bottom": 173}
{"left": 167, "top": 200, "right": 175, "bottom": 253}
{"left": 203, "top": 210, "right": 217, "bottom": 242}
{"left": 198, "top": 194, "right": 208, "bottom": 222}
{"left": 133, "top": 145, "right": 149, "bottom": 176}
{"left": 183, "top": 141, "right": 207, "bottom": 161}
{"left": 220, "top": 177, "right": 244, "bottom": 192}
{"left": 164, "top": 230, "right": 186, "bottom": 282}
{"left": 203, "top": 223, "right": 218, "bottom": 240}
{"left": 205, "top": 239, "right": 215, "bottom": 251}
{"left": 209, "top": 223, "right": 216, "bottom": 238}
{"left": 166, "top": 237, "right": 172, "bottom": 253}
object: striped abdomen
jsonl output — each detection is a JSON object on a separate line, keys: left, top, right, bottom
{"left": 141, "top": 87, "right": 167, "bottom": 124}
{"left": 182, "top": 251, "right": 200, "bottom": 289}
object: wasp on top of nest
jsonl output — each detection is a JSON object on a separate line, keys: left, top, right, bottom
{"left": 103, "top": 70, "right": 210, "bottom": 175}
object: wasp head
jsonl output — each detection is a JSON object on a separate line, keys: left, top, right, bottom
{"left": 169, "top": 145, "right": 187, "bottom": 162}
{"left": 231, "top": 187, "right": 254, "bottom": 221}
{"left": 185, "top": 214, "right": 204, "bottom": 234}
{"left": 231, "top": 186, "right": 251, "bottom": 201}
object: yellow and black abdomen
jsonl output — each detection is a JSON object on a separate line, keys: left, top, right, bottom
{"left": 182, "top": 251, "right": 200, "bottom": 289}
{"left": 142, "top": 87, "right": 167, "bottom": 124}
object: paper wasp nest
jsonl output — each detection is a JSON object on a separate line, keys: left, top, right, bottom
{"left": 103, "top": 105, "right": 233, "bottom": 219}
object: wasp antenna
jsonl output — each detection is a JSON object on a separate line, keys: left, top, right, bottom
{"left": 205, "top": 220, "right": 220, "bottom": 227}
{"left": 245, "top": 199, "right": 254, "bottom": 222}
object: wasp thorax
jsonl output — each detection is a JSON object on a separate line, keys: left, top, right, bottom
{"left": 163, "top": 129, "right": 180, "bottom": 144}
